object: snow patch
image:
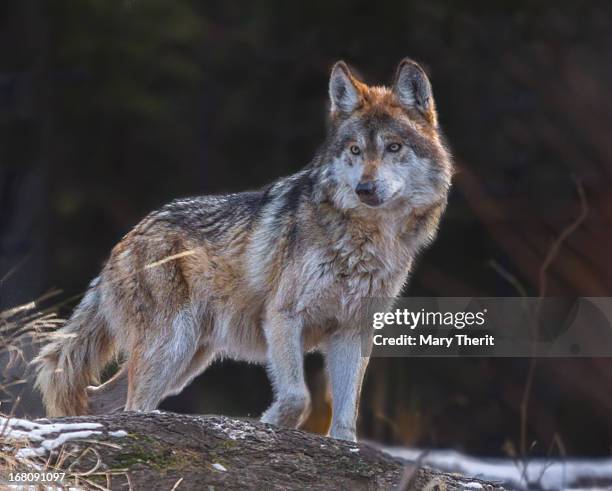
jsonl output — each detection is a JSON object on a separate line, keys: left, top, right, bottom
{"left": 210, "top": 419, "right": 272, "bottom": 442}
{"left": 1, "top": 416, "right": 128, "bottom": 459}
{"left": 16, "top": 430, "right": 103, "bottom": 458}
{"left": 382, "top": 447, "right": 612, "bottom": 490}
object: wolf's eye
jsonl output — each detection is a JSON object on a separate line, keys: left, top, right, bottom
{"left": 387, "top": 142, "right": 402, "bottom": 153}
{"left": 349, "top": 145, "right": 361, "bottom": 156}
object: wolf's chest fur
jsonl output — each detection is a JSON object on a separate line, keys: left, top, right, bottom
{"left": 256, "top": 203, "right": 416, "bottom": 329}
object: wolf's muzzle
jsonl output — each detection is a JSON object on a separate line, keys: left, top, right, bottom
{"left": 355, "top": 180, "right": 382, "bottom": 206}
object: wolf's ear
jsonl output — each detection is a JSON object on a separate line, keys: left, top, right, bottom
{"left": 329, "top": 61, "right": 363, "bottom": 115}
{"left": 393, "top": 59, "right": 437, "bottom": 125}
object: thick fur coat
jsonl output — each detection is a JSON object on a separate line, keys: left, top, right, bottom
{"left": 34, "top": 59, "right": 453, "bottom": 442}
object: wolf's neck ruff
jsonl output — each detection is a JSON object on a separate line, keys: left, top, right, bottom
{"left": 246, "top": 164, "right": 445, "bottom": 308}
{"left": 34, "top": 58, "right": 452, "bottom": 444}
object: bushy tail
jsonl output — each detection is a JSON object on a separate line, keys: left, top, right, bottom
{"left": 34, "top": 280, "right": 115, "bottom": 416}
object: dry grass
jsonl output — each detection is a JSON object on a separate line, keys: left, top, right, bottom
{"left": 0, "top": 291, "right": 65, "bottom": 378}
{"left": 0, "top": 296, "right": 133, "bottom": 490}
{"left": 0, "top": 428, "right": 132, "bottom": 490}
{"left": 0, "top": 399, "right": 133, "bottom": 490}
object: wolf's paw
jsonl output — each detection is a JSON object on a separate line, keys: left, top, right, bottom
{"left": 329, "top": 425, "right": 356, "bottom": 442}
{"left": 261, "top": 391, "right": 310, "bottom": 428}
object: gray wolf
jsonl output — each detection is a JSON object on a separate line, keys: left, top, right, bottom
{"left": 34, "top": 58, "right": 453, "bottom": 441}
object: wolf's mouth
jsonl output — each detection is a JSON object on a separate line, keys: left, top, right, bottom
{"left": 357, "top": 193, "right": 384, "bottom": 207}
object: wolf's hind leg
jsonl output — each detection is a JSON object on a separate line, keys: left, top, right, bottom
{"left": 261, "top": 313, "right": 310, "bottom": 428}
{"left": 125, "top": 311, "right": 200, "bottom": 411}
{"left": 163, "top": 344, "right": 215, "bottom": 398}
{"left": 87, "top": 365, "right": 128, "bottom": 414}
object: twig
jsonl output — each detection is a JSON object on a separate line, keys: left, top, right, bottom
{"left": 399, "top": 449, "right": 429, "bottom": 490}
{"left": 170, "top": 477, "right": 184, "bottom": 491}
{"left": 488, "top": 260, "right": 528, "bottom": 297}
{"left": 537, "top": 178, "right": 589, "bottom": 299}
{"left": 520, "top": 178, "right": 588, "bottom": 458}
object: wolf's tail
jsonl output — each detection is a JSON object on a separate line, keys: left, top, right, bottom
{"left": 34, "top": 279, "right": 115, "bottom": 416}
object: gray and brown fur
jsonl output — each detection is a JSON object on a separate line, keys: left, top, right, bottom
{"left": 34, "top": 59, "right": 453, "bottom": 441}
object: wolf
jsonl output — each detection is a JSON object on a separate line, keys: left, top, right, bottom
{"left": 34, "top": 58, "right": 453, "bottom": 441}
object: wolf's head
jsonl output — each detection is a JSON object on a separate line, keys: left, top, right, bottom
{"left": 317, "top": 59, "right": 453, "bottom": 211}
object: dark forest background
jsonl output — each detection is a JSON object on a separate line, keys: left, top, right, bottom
{"left": 2, "top": 0, "right": 612, "bottom": 458}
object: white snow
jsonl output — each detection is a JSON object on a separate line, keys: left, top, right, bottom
{"left": 109, "top": 430, "right": 128, "bottom": 437}
{"left": 209, "top": 419, "right": 272, "bottom": 442}
{"left": 1, "top": 416, "right": 128, "bottom": 459}
{"left": 16, "top": 430, "right": 103, "bottom": 458}
{"left": 382, "top": 447, "right": 612, "bottom": 490}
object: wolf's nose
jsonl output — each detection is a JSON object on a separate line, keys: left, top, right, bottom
{"left": 355, "top": 180, "right": 382, "bottom": 206}
{"left": 355, "top": 181, "right": 376, "bottom": 196}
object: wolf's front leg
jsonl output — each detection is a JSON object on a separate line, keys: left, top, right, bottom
{"left": 261, "top": 312, "right": 310, "bottom": 428}
{"left": 325, "top": 330, "right": 370, "bottom": 441}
